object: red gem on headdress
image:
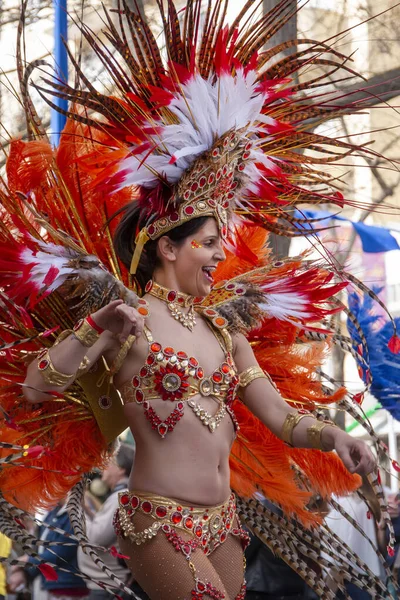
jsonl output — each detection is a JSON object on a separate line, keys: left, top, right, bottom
{"left": 222, "top": 199, "right": 229, "bottom": 209}
{"left": 120, "top": 494, "right": 130, "bottom": 506}
{"left": 238, "top": 163, "right": 245, "bottom": 171}
{"left": 243, "top": 151, "right": 251, "bottom": 159}
{"left": 142, "top": 501, "right": 152, "bottom": 513}
{"left": 221, "top": 226, "right": 227, "bottom": 238}
{"left": 147, "top": 224, "right": 155, "bottom": 236}
{"left": 208, "top": 173, "right": 215, "bottom": 184}
{"left": 212, "top": 149, "right": 219, "bottom": 157}
{"left": 184, "top": 191, "right": 190, "bottom": 200}
{"left": 208, "top": 198, "right": 217, "bottom": 207}
{"left": 184, "top": 205, "right": 195, "bottom": 215}
{"left": 171, "top": 511, "right": 182, "bottom": 524}
{"left": 191, "top": 182, "right": 199, "bottom": 193}
{"left": 231, "top": 181, "right": 238, "bottom": 190}
{"left": 145, "top": 280, "right": 153, "bottom": 292}
{"left": 156, "top": 505, "right": 167, "bottom": 518}
{"left": 199, "top": 176, "right": 207, "bottom": 188}
{"left": 135, "top": 390, "right": 144, "bottom": 403}
{"left": 170, "top": 212, "right": 179, "bottom": 222}
{"left": 245, "top": 141, "right": 252, "bottom": 150}
{"left": 167, "top": 291, "right": 177, "bottom": 302}
{"left": 227, "top": 192, "right": 235, "bottom": 200}
{"left": 216, "top": 169, "right": 222, "bottom": 181}
{"left": 222, "top": 165, "right": 228, "bottom": 176}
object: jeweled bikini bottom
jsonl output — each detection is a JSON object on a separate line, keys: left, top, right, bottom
{"left": 113, "top": 490, "right": 249, "bottom": 599}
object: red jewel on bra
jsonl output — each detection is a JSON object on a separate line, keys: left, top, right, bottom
{"left": 120, "top": 494, "right": 130, "bottom": 506}
{"left": 151, "top": 342, "right": 161, "bottom": 353}
{"left": 197, "top": 367, "right": 204, "bottom": 379}
{"left": 189, "top": 357, "right": 198, "bottom": 367}
{"left": 221, "top": 363, "right": 230, "bottom": 374}
{"left": 146, "top": 354, "right": 155, "bottom": 365}
{"left": 140, "top": 367, "right": 148, "bottom": 377}
{"left": 212, "top": 372, "right": 223, "bottom": 383}
{"left": 184, "top": 517, "right": 194, "bottom": 529}
{"left": 177, "top": 351, "right": 188, "bottom": 360}
{"left": 195, "top": 526, "right": 203, "bottom": 537}
{"left": 164, "top": 347, "right": 175, "bottom": 356}
{"left": 132, "top": 376, "right": 140, "bottom": 388}
{"left": 135, "top": 390, "right": 144, "bottom": 403}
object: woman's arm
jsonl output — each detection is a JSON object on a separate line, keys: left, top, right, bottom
{"left": 233, "top": 333, "right": 376, "bottom": 475}
{"left": 23, "top": 299, "right": 145, "bottom": 403}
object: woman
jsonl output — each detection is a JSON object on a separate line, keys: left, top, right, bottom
{"left": 23, "top": 209, "right": 376, "bottom": 600}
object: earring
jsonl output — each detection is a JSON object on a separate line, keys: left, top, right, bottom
{"left": 191, "top": 240, "right": 202, "bottom": 249}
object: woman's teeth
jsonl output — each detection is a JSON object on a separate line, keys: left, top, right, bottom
{"left": 202, "top": 267, "right": 214, "bottom": 282}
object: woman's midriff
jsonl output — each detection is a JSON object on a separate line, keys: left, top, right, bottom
{"left": 124, "top": 395, "right": 235, "bottom": 507}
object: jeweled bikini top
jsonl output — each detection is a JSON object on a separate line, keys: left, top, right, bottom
{"left": 119, "top": 324, "right": 240, "bottom": 438}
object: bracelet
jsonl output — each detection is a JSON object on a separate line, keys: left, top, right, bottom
{"left": 38, "top": 350, "right": 91, "bottom": 386}
{"left": 307, "top": 420, "right": 334, "bottom": 451}
{"left": 73, "top": 317, "right": 103, "bottom": 347}
{"left": 38, "top": 350, "right": 75, "bottom": 386}
{"left": 239, "top": 366, "right": 268, "bottom": 389}
{"left": 281, "top": 412, "right": 313, "bottom": 446}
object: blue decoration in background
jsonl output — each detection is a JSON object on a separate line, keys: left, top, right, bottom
{"left": 347, "top": 290, "right": 400, "bottom": 420}
{"left": 50, "top": 0, "right": 68, "bottom": 146}
{"left": 293, "top": 209, "right": 400, "bottom": 253}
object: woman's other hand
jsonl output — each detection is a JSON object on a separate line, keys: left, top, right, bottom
{"left": 325, "top": 427, "right": 376, "bottom": 475}
{"left": 91, "top": 299, "right": 146, "bottom": 342}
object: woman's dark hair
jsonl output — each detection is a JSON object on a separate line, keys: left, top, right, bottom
{"left": 113, "top": 202, "right": 210, "bottom": 292}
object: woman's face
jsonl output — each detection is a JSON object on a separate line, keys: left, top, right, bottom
{"left": 171, "top": 218, "right": 226, "bottom": 297}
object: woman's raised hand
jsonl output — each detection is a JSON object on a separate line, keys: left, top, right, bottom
{"left": 90, "top": 299, "right": 146, "bottom": 342}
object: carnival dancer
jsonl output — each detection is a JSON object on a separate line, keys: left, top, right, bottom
{"left": 0, "top": 1, "right": 399, "bottom": 599}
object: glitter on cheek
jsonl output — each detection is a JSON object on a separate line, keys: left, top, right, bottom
{"left": 191, "top": 239, "right": 203, "bottom": 249}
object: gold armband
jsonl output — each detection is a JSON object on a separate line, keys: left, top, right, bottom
{"left": 239, "top": 366, "right": 268, "bottom": 389}
{"left": 281, "top": 412, "right": 313, "bottom": 446}
{"left": 73, "top": 317, "right": 103, "bottom": 347}
{"left": 307, "top": 420, "right": 335, "bottom": 451}
{"left": 38, "top": 350, "right": 90, "bottom": 387}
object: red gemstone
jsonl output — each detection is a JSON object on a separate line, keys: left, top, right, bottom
{"left": 177, "top": 401, "right": 184, "bottom": 411}
{"left": 120, "top": 494, "right": 130, "bottom": 506}
{"left": 216, "top": 170, "right": 222, "bottom": 180}
{"left": 182, "top": 544, "right": 191, "bottom": 556}
{"left": 171, "top": 511, "right": 182, "bottom": 524}
{"left": 177, "top": 296, "right": 185, "bottom": 304}
{"left": 222, "top": 165, "right": 228, "bottom": 175}
{"left": 167, "top": 291, "right": 177, "bottom": 302}
{"left": 243, "top": 151, "right": 251, "bottom": 159}
{"left": 195, "top": 525, "right": 203, "bottom": 538}
{"left": 238, "top": 163, "right": 245, "bottom": 171}
{"left": 197, "top": 367, "right": 204, "bottom": 379}
{"left": 146, "top": 354, "right": 155, "bottom": 365}
{"left": 220, "top": 531, "right": 227, "bottom": 542}
{"left": 170, "top": 212, "right": 179, "bottom": 222}
{"left": 155, "top": 505, "right": 167, "bottom": 518}
{"left": 221, "top": 363, "right": 230, "bottom": 374}
{"left": 142, "top": 501, "right": 152, "bottom": 513}
{"left": 199, "top": 176, "right": 207, "bottom": 188}
{"left": 197, "top": 581, "right": 206, "bottom": 592}
{"left": 130, "top": 496, "right": 140, "bottom": 509}
{"left": 184, "top": 517, "right": 194, "bottom": 529}
{"left": 190, "top": 182, "right": 199, "bottom": 193}
{"left": 147, "top": 224, "right": 155, "bottom": 236}
{"left": 151, "top": 342, "right": 161, "bottom": 353}
{"left": 212, "top": 372, "right": 223, "bottom": 383}
{"left": 132, "top": 376, "right": 140, "bottom": 387}
{"left": 135, "top": 389, "right": 144, "bottom": 403}
{"left": 140, "top": 367, "right": 148, "bottom": 377}
{"left": 177, "top": 351, "right": 188, "bottom": 360}
{"left": 164, "top": 346, "right": 174, "bottom": 356}
{"left": 208, "top": 173, "right": 215, "bottom": 184}
{"left": 38, "top": 360, "right": 49, "bottom": 370}
{"left": 202, "top": 536, "right": 208, "bottom": 545}
{"left": 184, "top": 205, "right": 195, "bottom": 215}
{"left": 158, "top": 424, "right": 168, "bottom": 437}
{"left": 205, "top": 309, "right": 216, "bottom": 316}
{"left": 189, "top": 357, "right": 198, "bottom": 367}
{"left": 212, "top": 149, "right": 219, "bottom": 157}
{"left": 208, "top": 198, "right": 216, "bottom": 207}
